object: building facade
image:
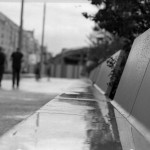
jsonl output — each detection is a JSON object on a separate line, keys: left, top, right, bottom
{"left": 0, "top": 12, "right": 40, "bottom": 73}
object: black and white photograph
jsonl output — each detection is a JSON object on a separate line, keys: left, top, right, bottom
{"left": 0, "top": 0, "right": 149, "bottom": 149}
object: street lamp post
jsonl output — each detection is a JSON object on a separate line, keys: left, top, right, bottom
{"left": 40, "top": 3, "right": 46, "bottom": 76}
{"left": 18, "top": 0, "right": 24, "bottom": 51}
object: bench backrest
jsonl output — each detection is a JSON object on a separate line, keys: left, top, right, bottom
{"left": 90, "top": 51, "right": 121, "bottom": 93}
{"left": 90, "top": 28, "right": 150, "bottom": 149}
{"left": 112, "top": 28, "right": 150, "bottom": 148}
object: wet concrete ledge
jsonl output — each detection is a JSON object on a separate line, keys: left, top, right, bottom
{"left": 0, "top": 79, "right": 122, "bottom": 150}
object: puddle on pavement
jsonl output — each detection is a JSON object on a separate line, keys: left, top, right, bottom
{"left": 60, "top": 92, "right": 94, "bottom": 99}
{"left": 58, "top": 93, "right": 122, "bottom": 150}
{"left": 58, "top": 98, "right": 97, "bottom": 107}
{"left": 84, "top": 103, "right": 122, "bottom": 150}
{"left": 60, "top": 85, "right": 94, "bottom": 99}
{"left": 58, "top": 85, "right": 122, "bottom": 150}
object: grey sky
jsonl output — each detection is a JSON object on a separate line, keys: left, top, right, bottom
{"left": 0, "top": 1, "right": 97, "bottom": 55}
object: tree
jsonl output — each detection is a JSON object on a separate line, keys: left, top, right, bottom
{"left": 84, "top": 29, "right": 124, "bottom": 75}
{"left": 83, "top": 0, "right": 150, "bottom": 98}
{"left": 83, "top": 0, "right": 150, "bottom": 52}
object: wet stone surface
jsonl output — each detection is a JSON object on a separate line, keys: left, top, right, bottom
{"left": 0, "top": 90, "right": 56, "bottom": 136}
{"left": 84, "top": 106, "right": 122, "bottom": 150}
{"left": 59, "top": 93, "right": 122, "bottom": 150}
{"left": 0, "top": 79, "right": 122, "bottom": 150}
{"left": 60, "top": 92, "right": 95, "bottom": 99}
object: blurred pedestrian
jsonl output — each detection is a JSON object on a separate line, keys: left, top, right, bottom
{"left": 34, "top": 62, "right": 41, "bottom": 81}
{"left": 11, "top": 48, "right": 23, "bottom": 89}
{"left": 46, "top": 62, "right": 51, "bottom": 81}
{"left": 0, "top": 47, "right": 6, "bottom": 87}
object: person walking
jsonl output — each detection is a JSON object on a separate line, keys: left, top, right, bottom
{"left": 46, "top": 62, "right": 51, "bottom": 81}
{"left": 34, "top": 61, "right": 41, "bottom": 81}
{"left": 11, "top": 48, "right": 23, "bottom": 89}
{"left": 0, "top": 47, "right": 6, "bottom": 87}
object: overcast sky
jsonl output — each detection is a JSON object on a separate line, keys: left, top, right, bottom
{"left": 0, "top": 1, "right": 97, "bottom": 55}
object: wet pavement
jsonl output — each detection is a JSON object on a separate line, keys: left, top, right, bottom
{"left": 0, "top": 78, "right": 72, "bottom": 136}
{"left": 0, "top": 78, "right": 122, "bottom": 150}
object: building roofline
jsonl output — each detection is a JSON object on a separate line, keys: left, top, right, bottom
{"left": 0, "top": 11, "right": 19, "bottom": 29}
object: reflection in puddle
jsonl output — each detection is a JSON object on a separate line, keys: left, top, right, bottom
{"left": 84, "top": 103, "right": 122, "bottom": 150}
{"left": 58, "top": 98, "right": 97, "bottom": 107}
{"left": 60, "top": 91, "right": 94, "bottom": 99}
{"left": 57, "top": 88, "right": 122, "bottom": 150}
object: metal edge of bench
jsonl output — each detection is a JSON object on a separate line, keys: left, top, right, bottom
{"left": 111, "top": 100, "right": 150, "bottom": 144}
{"left": 92, "top": 82, "right": 150, "bottom": 146}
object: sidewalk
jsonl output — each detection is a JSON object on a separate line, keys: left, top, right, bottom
{"left": 0, "top": 78, "right": 122, "bottom": 150}
{"left": 0, "top": 78, "right": 74, "bottom": 137}
{"left": 3, "top": 73, "right": 35, "bottom": 80}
